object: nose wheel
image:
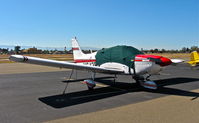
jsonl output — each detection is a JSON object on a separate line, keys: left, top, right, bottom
{"left": 133, "top": 75, "right": 157, "bottom": 90}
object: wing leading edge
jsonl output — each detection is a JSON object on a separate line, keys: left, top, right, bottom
{"left": 9, "top": 55, "right": 124, "bottom": 74}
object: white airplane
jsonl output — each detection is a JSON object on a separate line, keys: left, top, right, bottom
{"left": 9, "top": 37, "right": 183, "bottom": 90}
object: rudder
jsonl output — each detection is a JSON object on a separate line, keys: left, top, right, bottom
{"left": 71, "top": 37, "right": 85, "bottom": 60}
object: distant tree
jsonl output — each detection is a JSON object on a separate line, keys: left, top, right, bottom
{"left": 0, "top": 48, "right": 9, "bottom": 54}
{"left": 186, "top": 48, "right": 190, "bottom": 52}
{"left": 154, "top": 48, "right": 159, "bottom": 53}
{"left": 190, "top": 46, "right": 199, "bottom": 52}
{"left": 181, "top": 47, "right": 187, "bottom": 53}
{"left": 64, "top": 46, "right": 67, "bottom": 53}
{"left": 2, "top": 48, "right": 9, "bottom": 54}
{"left": 14, "top": 46, "right": 21, "bottom": 54}
{"left": 42, "top": 50, "right": 50, "bottom": 54}
{"left": 149, "top": 49, "right": 154, "bottom": 53}
{"left": 160, "top": 49, "right": 166, "bottom": 53}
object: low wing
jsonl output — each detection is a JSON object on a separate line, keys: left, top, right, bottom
{"left": 9, "top": 55, "right": 124, "bottom": 74}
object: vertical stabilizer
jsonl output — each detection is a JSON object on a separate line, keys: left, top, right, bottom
{"left": 71, "top": 37, "right": 85, "bottom": 60}
{"left": 190, "top": 51, "right": 199, "bottom": 61}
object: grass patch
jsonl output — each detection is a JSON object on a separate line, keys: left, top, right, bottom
{"left": 0, "top": 61, "right": 15, "bottom": 63}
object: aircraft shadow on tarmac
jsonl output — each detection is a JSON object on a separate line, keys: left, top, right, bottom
{"left": 39, "top": 77, "right": 199, "bottom": 108}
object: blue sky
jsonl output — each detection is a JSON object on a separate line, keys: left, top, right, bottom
{"left": 0, "top": 0, "right": 198, "bottom": 49}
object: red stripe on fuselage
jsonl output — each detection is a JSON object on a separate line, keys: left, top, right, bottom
{"left": 72, "top": 48, "right": 79, "bottom": 50}
{"left": 134, "top": 59, "right": 152, "bottom": 62}
{"left": 136, "top": 54, "right": 162, "bottom": 59}
{"left": 74, "top": 59, "right": 96, "bottom": 63}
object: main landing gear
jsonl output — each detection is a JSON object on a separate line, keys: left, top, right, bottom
{"left": 83, "top": 72, "right": 96, "bottom": 91}
{"left": 83, "top": 73, "right": 117, "bottom": 91}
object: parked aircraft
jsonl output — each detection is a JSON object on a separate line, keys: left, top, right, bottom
{"left": 9, "top": 37, "right": 183, "bottom": 90}
{"left": 188, "top": 51, "right": 199, "bottom": 67}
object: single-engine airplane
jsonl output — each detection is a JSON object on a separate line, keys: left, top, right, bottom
{"left": 9, "top": 37, "right": 183, "bottom": 90}
{"left": 188, "top": 51, "right": 199, "bottom": 67}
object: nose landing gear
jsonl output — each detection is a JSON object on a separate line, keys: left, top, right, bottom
{"left": 133, "top": 75, "right": 158, "bottom": 90}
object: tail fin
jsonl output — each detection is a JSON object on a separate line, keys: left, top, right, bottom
{"left": 190, "top": 51, "right": 199, "bottom": 61}
{"left": 71, "top": 37, "right": 85, "bottom": 60}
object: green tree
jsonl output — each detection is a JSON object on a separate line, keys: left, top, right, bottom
{"left": 190, "top": 46, "right": 199, "bottom": 52}
{"left": 14, "top": 46, "right": 21, "bottom": 54}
